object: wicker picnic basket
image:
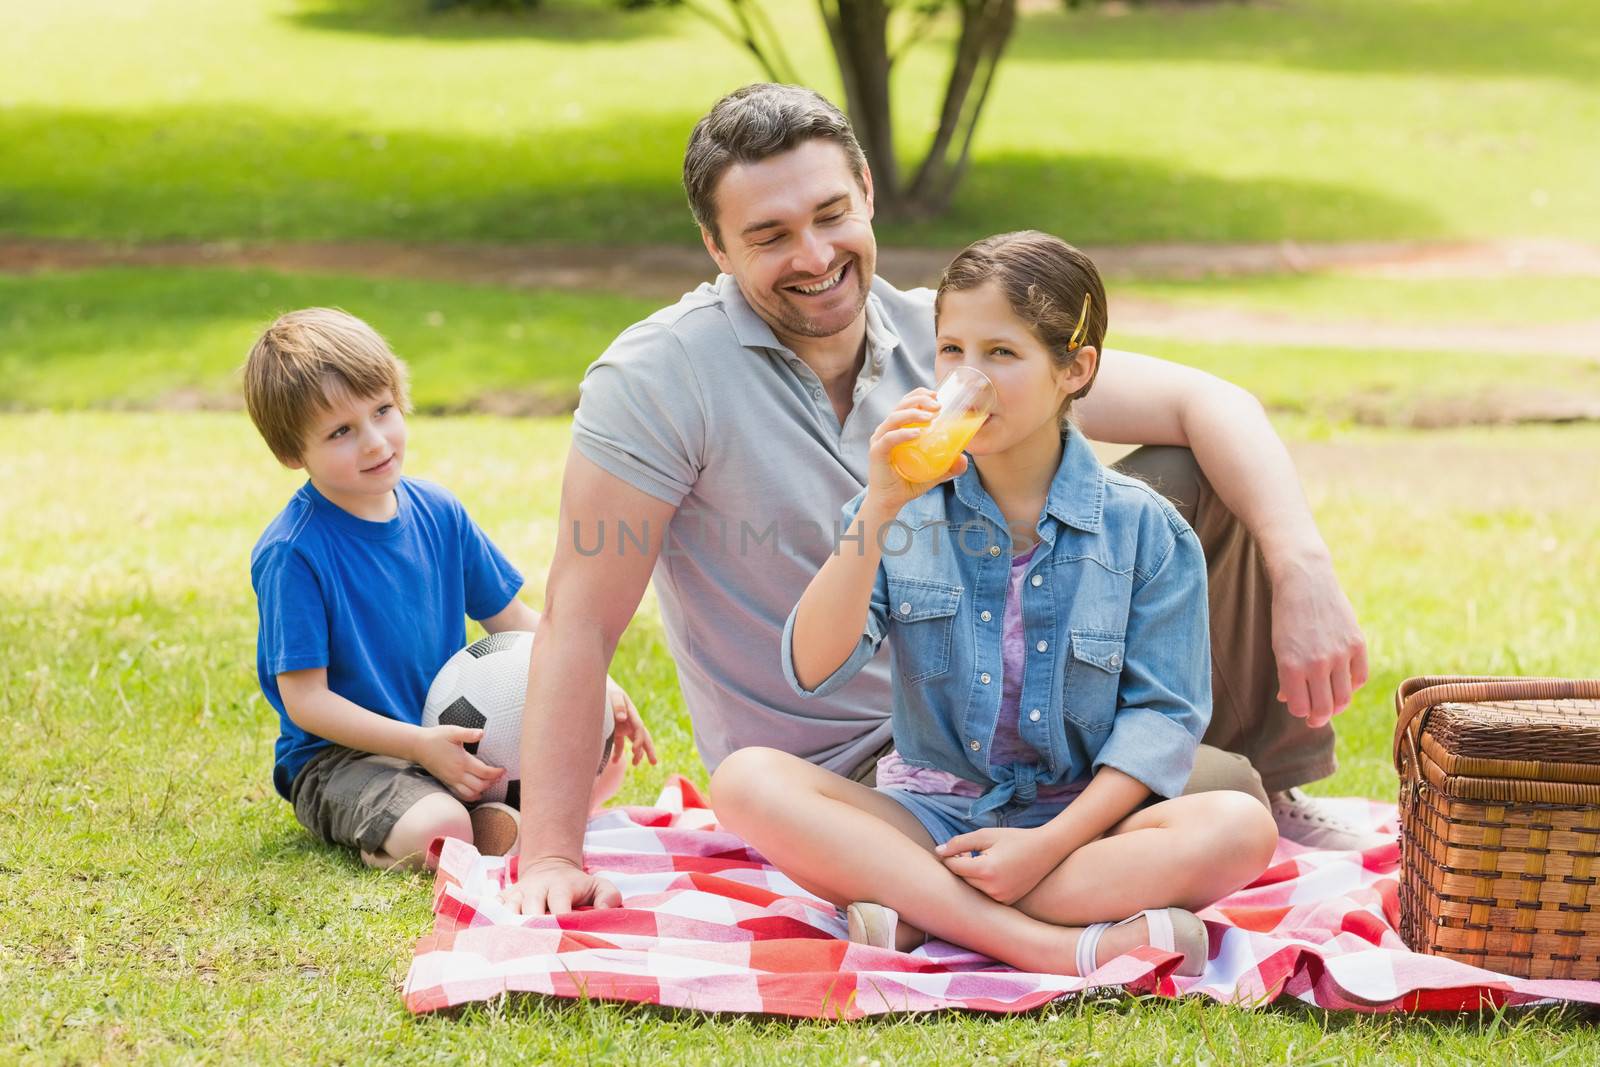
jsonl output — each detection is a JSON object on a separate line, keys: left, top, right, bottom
{"left": 1394, "top": 675, "right": 1600, "bottom": 980}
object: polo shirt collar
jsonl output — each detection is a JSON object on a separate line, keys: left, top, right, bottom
{"left": 857, "top": 292, "right": 897, "bottom": 386}
{"left": 862, "top": 282, "right": 901, "bottom": 356}
{"left": 718, "top": 274, "right": 783, "bottom": 351}
{"left": 717, "top": 272, "right": 897, "bottom": 371}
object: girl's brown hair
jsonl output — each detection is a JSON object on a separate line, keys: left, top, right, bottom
{"left": 935, "top": 231, "right": 1108, "bottom": 417}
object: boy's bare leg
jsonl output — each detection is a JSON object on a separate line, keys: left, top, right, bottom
{"left": 590, "top": 751, "right": 627, "bottom": 810}
{"left": 712, "top": 748, "right": 1160, "bottom": 975}
{"left": 1014, "top": 791, "right": 1278, "bottom": 925}
{"left": 361, "top": 792, "right": 473, "bottom": 872}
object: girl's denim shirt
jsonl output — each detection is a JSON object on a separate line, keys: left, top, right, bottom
{"left": 782, "top": 428, "right": 1212, "bottom": 817}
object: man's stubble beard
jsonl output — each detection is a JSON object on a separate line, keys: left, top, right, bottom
{"left": 768, "top": 256, "right": 874, "bottom": 340}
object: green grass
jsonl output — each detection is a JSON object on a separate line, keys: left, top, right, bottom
{"left": 5, "top": 0, "right": 1600, "bottom": 1056}
{"left": 1119, "top": 274, "right": 1600, "bottom": 327}
{"left": 0, "top": 268, "right": 657, "bottom": 411}
{"left": 4, "top": 267, "right": 1597, "bottom": 423}
{"left": 3, "top": 411, "right": 1599, "bottom": 1062}
{"left": 2, "top": 0, "right": 1597, "bottom": 245}
{"left": 1109, "top": 334, "right": 1600, "bottom": 425}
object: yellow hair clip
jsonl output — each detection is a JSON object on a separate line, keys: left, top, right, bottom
{"left": 1068, "top": 292, "right": 1094, "bottom": 350}
{"left": 1067, "top": 291, "right": 1092, "bottom": 350}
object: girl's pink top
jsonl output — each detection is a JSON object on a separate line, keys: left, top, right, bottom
{"left": 876, "top": 542, "right": 1084, "bottom": 802}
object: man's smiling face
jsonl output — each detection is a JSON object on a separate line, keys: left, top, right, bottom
{"left": 700, "top": 138, "right": 877, "bottom": 344}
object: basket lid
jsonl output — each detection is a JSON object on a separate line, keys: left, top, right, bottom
{"left": 1393, "top": 676, "right": 1600, "bottom": 778}
{"left": 1432, "top": 697, "right": 1600, "bottom": 767}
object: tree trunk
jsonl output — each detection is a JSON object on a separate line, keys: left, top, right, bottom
{"left": 904, "top": 0, "right": 1016, "bottom": 216}
{"left": 690, "top": 0, "right": 1017, "bottom": 220}
{"left": 819, "top": 1, "right": 900, "bottom": 207}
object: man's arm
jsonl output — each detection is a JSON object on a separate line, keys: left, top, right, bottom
{"left": 479, "top": 581, "right": 657, "bottom": 770}
{"left": 1075, "top": 349, "right": 1367, "bottom": 727}
{"left": 504, "top": 449, "right": 677, "bottom": 915}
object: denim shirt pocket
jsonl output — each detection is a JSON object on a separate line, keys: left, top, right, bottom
{"left": 1063, "top": 628, "right": 1125, "bottom": 731}
{"left": 885, "top": 576, "right": 963, "bottom": 684}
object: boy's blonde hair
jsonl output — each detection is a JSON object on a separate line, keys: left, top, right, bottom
{"left": 243, "top": 308, "right": 412, "bottom": 463}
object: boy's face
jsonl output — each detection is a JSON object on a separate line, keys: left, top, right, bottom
{"left": 285, "top": 384, "right": 407, "bottom": 515}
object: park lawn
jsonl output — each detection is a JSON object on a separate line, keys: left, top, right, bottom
{"left": 1118, "top": 274, "right": 1600, "bottom": 328}
{"left": 1, "top": 0, "right": 1597, "bottom": 246}
{"left": 0, "top": 268, "right": 658, "bottom": 412}
{"left": 4, "top": 266, "right": 1598, "bottom": 421}
{"left": 1107, "top": 334, "right": 1600, "bottom": 426}
{"left": 3, "top": 411, "right": 1598, "bottom": 1062}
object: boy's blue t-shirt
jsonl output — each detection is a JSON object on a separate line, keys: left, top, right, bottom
{"left": 250, "top": 477, "right": 523, "bottom": 800}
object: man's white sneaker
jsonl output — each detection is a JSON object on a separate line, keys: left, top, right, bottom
{"left": 1269, "top": 788, "right": 1391, "bottom": 852}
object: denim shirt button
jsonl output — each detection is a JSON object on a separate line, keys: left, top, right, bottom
{"left": 1036, "top": 640, "right": 1048, "bottom": 653}
{"left": 1029, "top": 708, "right": 1042, "bottom": 722}
{"left": 969, "top": 739, "right": 981, "bottom": 751}
{"left": 980, "top": 610, "right": 993, "bottom": 622}
{"left": 899, "top": 601, "right": 912, "bottom": 615}
{"left": 979, "top": 672, "right": 991, "bottom": 685}
{"left": 1030, "top": 574, "right": 1043, "bottom": 587}
{"left": 988, "top": 545, "right": 1001, "bottom": 557}
{"left": 1109, "top": 652, "right": 1122, "bottom": 668}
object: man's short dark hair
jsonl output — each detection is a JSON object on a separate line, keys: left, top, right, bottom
{"left": 683, "top": 83, "right": 868, "bottom": 248}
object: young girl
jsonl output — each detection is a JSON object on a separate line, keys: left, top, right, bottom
{"left": 711, "top": 232, "right": 1278, "bottom": 976}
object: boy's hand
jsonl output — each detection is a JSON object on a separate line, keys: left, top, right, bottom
{"left": 865, "top": 388, "right": 970, "bottom": 518}
{"left": 412, "top": 725, "right": 505, "bottom": 802}
{"left": 604, "top": 676, "right": 658, "bottom": 767}
{"left": 937, "top": 827, "right": 1059, "bottom": 905}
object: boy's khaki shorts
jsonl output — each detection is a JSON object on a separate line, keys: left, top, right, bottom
{"left": 290, "top": 745, "right": 451, "bottom": 854}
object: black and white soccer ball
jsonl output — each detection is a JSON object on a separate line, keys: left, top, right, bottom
{"left": 420, "top": 630, "right": 614, "bottom": 806}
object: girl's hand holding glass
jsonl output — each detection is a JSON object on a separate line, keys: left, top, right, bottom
{"left": 866, "top": 368, "right": 993, "bottom": 517}
{"left": 865, "top": 388, "right": 958, "bottom": 516}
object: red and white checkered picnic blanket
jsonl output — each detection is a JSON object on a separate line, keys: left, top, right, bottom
{"left": 405, "top": 776, "right": 1600, "bottom": 1017}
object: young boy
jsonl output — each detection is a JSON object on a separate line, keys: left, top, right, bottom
{"left": 245, "top": 308, "right": 654, "bottom": 871}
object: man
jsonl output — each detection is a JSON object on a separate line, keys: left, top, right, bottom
{"left": 505, "top": 84, "right": 1370, "bottom": 915}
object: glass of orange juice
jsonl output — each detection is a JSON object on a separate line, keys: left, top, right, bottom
{"left": 890, "top": 366, "right": 996, "bottom": 484}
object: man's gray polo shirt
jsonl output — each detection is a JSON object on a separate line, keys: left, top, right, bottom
{"left": 571, "top": 273, "right": 936, "bottom": 775}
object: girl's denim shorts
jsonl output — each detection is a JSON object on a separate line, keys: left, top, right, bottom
{"left": 880, "top": 787, "right": 1079, "bottom": 849}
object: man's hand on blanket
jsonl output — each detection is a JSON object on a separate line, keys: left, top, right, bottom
{"left": 501, "top": 857, "right": 622, "bottom": 915}
{"left": 413, "top": 724, "right": 505, "bottom": 802}
{"left": 604, "top": 676, "right": 658, "bottom": 767}
{"left": 937, "top": 827, "right": 1059, "bottom": 906}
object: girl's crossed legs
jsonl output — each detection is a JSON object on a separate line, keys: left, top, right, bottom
{"left": 711, "top": 747, "right": 1277, "bottom": 976}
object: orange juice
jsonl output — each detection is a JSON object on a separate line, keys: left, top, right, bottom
{"left": 890, "top": 410, "right": 988, "bottom": 484}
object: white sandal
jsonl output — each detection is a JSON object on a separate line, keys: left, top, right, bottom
{"left": 1075, "top": 907, "right": 1209, "bottom": 977}
{"left": 845, "top": 902, "right": 922, "bottom": 951}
